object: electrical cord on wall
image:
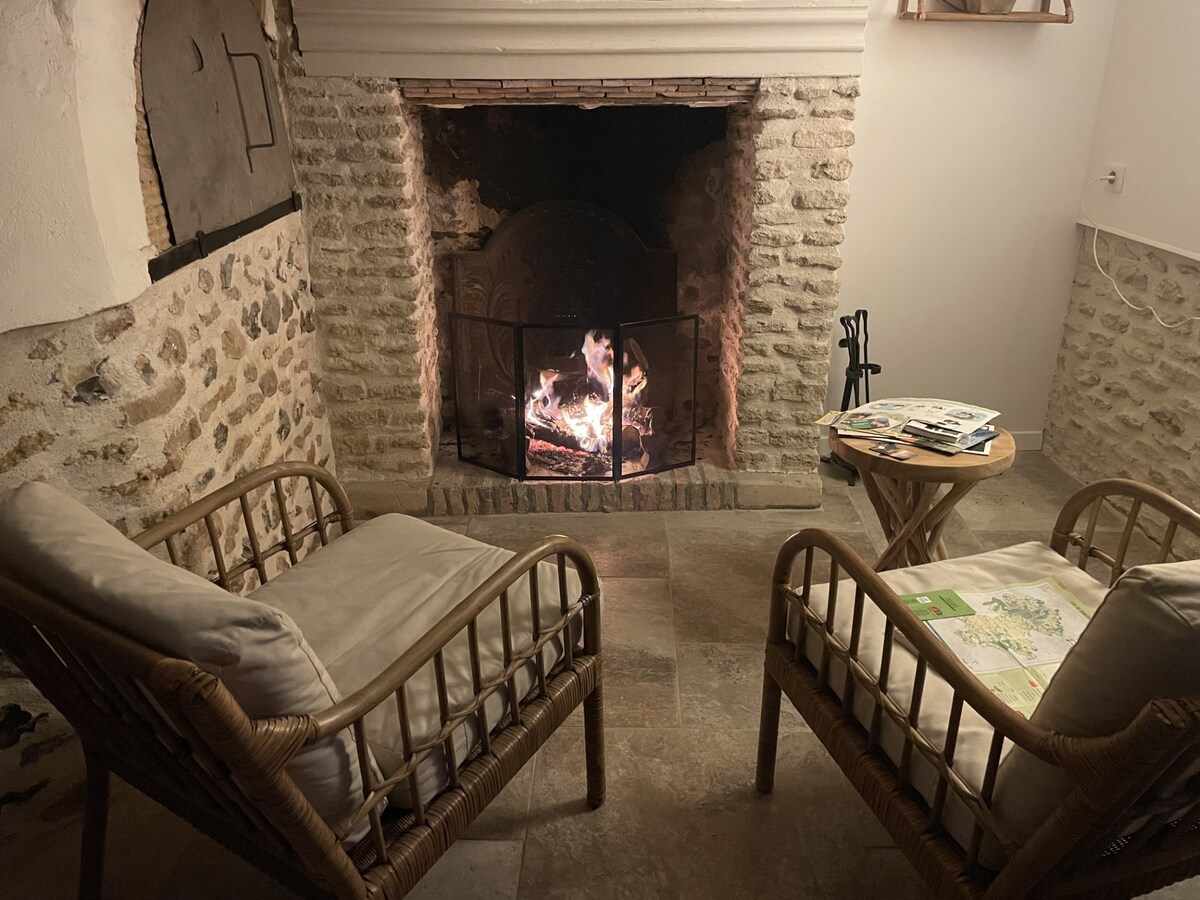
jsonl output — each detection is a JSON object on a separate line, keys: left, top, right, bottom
{"left": 1080, "top": 174, "right": 1200, "bottom": 331}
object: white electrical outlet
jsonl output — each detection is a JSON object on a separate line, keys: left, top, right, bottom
{"left": 1106, "top": 162, "right": 1127, "bottom": 194}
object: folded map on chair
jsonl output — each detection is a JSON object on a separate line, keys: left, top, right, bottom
{"left": 922, "top": 579, "right": 1094, "bottom": 717}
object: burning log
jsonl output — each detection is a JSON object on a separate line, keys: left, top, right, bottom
{"left": 623, "top": 405, "right": 654, "bottom": 435}
{"left": 526, "top": 420, "right": 601, "bottom": 456}
{"left": 526, "top": 439, "right": 611, "bottom": 478}
{"left": 523, "top": 329, "right": 657, "bottom": 477}
{"left": 620, "top": 425, "right": 650, "bottom": 474}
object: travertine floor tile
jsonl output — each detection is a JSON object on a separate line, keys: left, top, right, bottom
{"left": 407, "top": 840, "right": 523, "bottom": 900}
{"left": 155, "top": 831, "right": 300, "bottom": 899}
{"left": 1144, "top": 875, "right": 1200, "bottom": 898}
{"left": 936, "top": 510, "right": 987, "bottom": 559}
{"left": 520, "top": 725, "right": 906, "bottom": 900}
{"left": 0, "top": 782, "right": 201, "bottom": 900}
{"left": 667, "top": 518, "right": 877, "bottom": 643}
{"left": 847, "top": 848, "right": 934, "bottom": 899}
{"left": 599, "top": 578, "right": 680, "bottom": 727}
{"left": 467, "top": 512, "right": 669, "bottom": 577}
{"left": 801, "top": 480, "right": 874, "bottom": 533}
{"left": 425, "top": 515, "right": 472, "bottom": 534}
{"left": 676, "top": 643, "right": 806, "bottom": 732}
{"left": 954, "top": 452, "right": 1112, "bottom": 531}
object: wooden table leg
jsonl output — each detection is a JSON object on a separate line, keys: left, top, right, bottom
{"left": 855, "top": 474, "right": 978, "bottom": 570}
{"left": 924, "top": 482, "right": 977, "bottom": 562}
{"left": 869, "top": 475, "right": 941, "bottom": 570}
{"left": 859, "top": 469, "right": 897, "bottom": 540}
{"left": 827, "top": 427, "right": 1016, "bottom": 571}
{"left": 910, "top": 482, "right": 942, "bottom": 565}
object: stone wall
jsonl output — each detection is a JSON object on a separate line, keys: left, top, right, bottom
{"left": 718, "top": 106, "right": 755, "bottom": 469}
{"left": 735, "top": 76, "right": 856, "bottom": 474}
{"left": 1044, "top": 232, "right": 1200, "bottom": 557}
{"left": 664, "top": 137, "right": 731, "bottom": 439}
{"left": 288, "top": 77, "right": 441, "bottom": 481}
{"left": 0, "top": 213, "right": 332, "bottom": 805}
{"left": 133, "top": 6, "right": 171, "bottom": 253}
{"left": 0, "top": 214, "right": 331, "bottom": 533}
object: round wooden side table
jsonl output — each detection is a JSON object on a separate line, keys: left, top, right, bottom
{"left": 828, "top": 427, "right": 1017, "bottom": 571}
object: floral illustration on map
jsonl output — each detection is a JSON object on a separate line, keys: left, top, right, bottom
{"left": 955, "top": 590, "right": 1066, "bottom": 659}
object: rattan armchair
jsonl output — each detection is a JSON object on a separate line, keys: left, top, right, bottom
{"left": 0, "top": 462, "right": 604, "bottom": 899}
{"left": 757, "top": 479, "right": 1200, "bottom": 899}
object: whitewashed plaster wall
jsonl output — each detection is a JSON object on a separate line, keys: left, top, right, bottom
{"left": 825, "top": 0, "right": 1120, "bottom": 447}
{"left": 0, "top": 0, "right": 150, "bottom": 333}
{"left": 1081, "top": 0, "right": 1200, "bottom": 259}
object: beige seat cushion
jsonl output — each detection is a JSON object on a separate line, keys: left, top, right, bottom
{"left": 250, "top": 513, "right": 584, "bottom": 808}
{"left": 994, "top": 558, "right": 1200, "bottom": 843}
{"left": 793, "top": 541, "right": 1109, "bottom": 864}
{"left": 0, "top": 482, "right": 370, "bottom": 842}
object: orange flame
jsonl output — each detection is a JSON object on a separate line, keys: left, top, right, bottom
{"left": 525, "top": 330, "right": 650, "bottom": 457}
{"left": 582, "top": 331, "right": 614, "bottom": 400}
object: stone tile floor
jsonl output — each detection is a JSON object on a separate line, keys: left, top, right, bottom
{"left": 1, "top": 452, "right": 1195, "bottom": 898}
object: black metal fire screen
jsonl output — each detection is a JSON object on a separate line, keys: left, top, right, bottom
{"left": 449, "top": 200, "right": 699, "bottom": 482}
{"left": 451, "top": 313, "right": 698, "bottom": 481}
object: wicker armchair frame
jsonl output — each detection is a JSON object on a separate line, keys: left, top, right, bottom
{"left": 757, "top": 479, "right": 1200, "bottom": 899}
{"left": 0, "top": 462, "right": 604, "bottom": 899}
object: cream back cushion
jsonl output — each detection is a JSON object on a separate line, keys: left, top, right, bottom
{"left": 994, "top": 559, "right": 1200, "bottom": 844}
{"left": 0, "top": 481, "right": 370, "bottom": 842}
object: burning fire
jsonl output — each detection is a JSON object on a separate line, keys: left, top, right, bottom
{"left": 526, "top": 330, "right": 652, "bottom": 461}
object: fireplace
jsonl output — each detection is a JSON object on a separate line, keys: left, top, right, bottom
{"left": 451, "top": 202, "right": 698, "bottom": 480}
{"left": 286, "top": 2, "right": 864, "bottom": 510}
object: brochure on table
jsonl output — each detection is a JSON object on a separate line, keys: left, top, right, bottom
{"left": 816, "top": 398, "right": 1000, "bottom": 456}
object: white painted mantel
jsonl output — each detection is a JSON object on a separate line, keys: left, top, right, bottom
{"left": 293, "top": 0, "right": 868, "bottom": 79}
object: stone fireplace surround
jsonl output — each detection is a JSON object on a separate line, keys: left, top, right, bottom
{"left": 285, "top": 1, "right": 863, "bottom": 514}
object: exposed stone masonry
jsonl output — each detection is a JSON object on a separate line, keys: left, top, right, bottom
{"left": 0, "top": 214, "right": 331, "bottom": 751}
{"left": 354, "top": 450, "right": 741, "bottom": 517}
{"left": 733, "top": 76, "right": 856, "bottom": 475}
{"left": 0, "top": 215, "right": 331, "bottom": 833}
{"left": 1045, "top": 232, "right": 1200, "bottom": 558}
{"left": 718, "top": 105, "right": 755, "bottom": 468}
{"left": 134, "top": 13, "right": 172, "bottom": 253}
{"left": 397, "top": 77, "right": 760, "bottom": 106}
{"left": 0, "top": 214, "right": 331, "bottom": 534}
{"left": 288, "top": 77, "right": 441, "bottom": 481}
{"left": 668, "top": 139, "right": 736, "bottom": 438}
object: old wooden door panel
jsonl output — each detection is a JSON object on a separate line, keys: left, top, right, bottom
{"left": 142, "top": 0, "right": 294, "bottom": 239}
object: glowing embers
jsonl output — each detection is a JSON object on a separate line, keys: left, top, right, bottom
{"left": 450, "top": 313, "right": 697, "bottom": 480}
{"left": 525, "top": 330, "right": 656, "bottom": 478}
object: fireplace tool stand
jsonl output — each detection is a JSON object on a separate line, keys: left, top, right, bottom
{"left": 821, "top": 308, "right": 882, "bottom": 487}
